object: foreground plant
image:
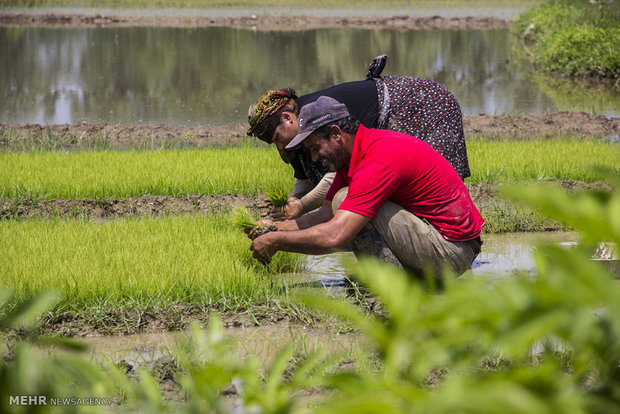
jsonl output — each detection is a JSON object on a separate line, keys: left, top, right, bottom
{"left": 297, "top": 169, "right": 620, "bottom": 413}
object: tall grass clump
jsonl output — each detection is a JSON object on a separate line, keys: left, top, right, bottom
{"left": 230, "top": 206, "right": 258, "bottom": 230}
{"left": 0, "top": 214, "right": 302, "bottom": 313}
{"left": 514, "top": 0, "right": 620, "bottom": 79}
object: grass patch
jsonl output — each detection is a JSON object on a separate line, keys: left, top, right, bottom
{"left": 480, "top": 203, "right": 562, "bottom": 233}
{"left": 230, "top": 206, "right": 258, "bottom": 230}
{"left": 0, "top": 147, "right": 295, "bottom": 200}
{"left": 514, "top": 0, "right": 620, "bottom": 79}
{"left": 265, "top": 183, "right": 291, "bottom": 207}
{"left": 466, "top": 139, "right": 619, "bottom": 183}
{"left": 0, "top": 140, "right": 616, "bottom": 201}
{"left": 0, "top": 214, "right": 302, "bottom": 314}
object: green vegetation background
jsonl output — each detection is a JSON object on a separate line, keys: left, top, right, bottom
{"left": 514, "top": 0, "right": 619, "bottom": 79}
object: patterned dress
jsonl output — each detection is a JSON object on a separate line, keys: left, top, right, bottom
{"left": 375, "top": 76, "right": 471, "bottom": 179}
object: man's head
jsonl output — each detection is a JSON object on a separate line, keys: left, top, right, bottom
{"left": 286, "top": 96, "right": 360, "bottom": 172}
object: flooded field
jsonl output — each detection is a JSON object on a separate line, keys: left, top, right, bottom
{"left": 298, "top": 231, "right": 581, "bottom": 288}
{"left": 64, "top": 230, "right": 620, "bottom": 363}
{"left": 51, "top": 230, "right": 616, "bottom": 383}
{"left": 2, "top": 26, "right": 619, "bottom": 127}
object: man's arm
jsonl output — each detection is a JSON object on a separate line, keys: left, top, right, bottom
{"left": 250, "top": 209, "right": 370, "bottom": 264}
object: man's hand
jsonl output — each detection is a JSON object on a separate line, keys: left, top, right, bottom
{"left": 250, "top": 232, "right": 278, "bottom": 265}
{"left": 262, "top": 198, "right": 303, "bottom": 221}
{"left": 247, "top": 219, "right": 275, "bottom": 240}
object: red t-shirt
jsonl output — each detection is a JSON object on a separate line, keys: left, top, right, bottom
{"left": 325, "top": 124, "right": 484, "bottom": 241}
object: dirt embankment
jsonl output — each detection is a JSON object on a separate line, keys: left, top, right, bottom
{"left": 463, "top": 112, "right": 619, "bottom": 140}
{"left": 2, "top": 112, "right": 618, "bottom": 152}
{"left": 0, "top": 193, "right": 266, "bottom": 221}
{"left": 0, "top": 12, "right": 510, "bottom": 30}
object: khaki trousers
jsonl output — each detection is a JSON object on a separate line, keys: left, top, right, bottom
{"left": 332, "top": 187, "right": 480, "bottom": 277}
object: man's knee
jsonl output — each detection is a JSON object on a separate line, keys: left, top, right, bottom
{"left": 331, "top": 187, "right": 349, "bottom": 215}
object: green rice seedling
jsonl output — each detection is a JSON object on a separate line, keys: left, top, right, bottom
{"left": 265, "top": 183, "right": 291, "bottom": 207}
{"left": 230, "top": 206, "right": 258, "bottom": 230}
{"left": 0, "top": 214, "right": 303, "bottom": 314}
{"left": 1, "top": 140, "right": 617, "bottom": 201}
{"left": 0, "top": 147, "right": 294, "bottom": 200}
{"left": 467, "top": 139, "right": 619, "bottom": 184}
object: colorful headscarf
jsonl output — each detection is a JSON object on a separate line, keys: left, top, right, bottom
{"left": 247, "top": 88, "right": 297, "bottom": 143}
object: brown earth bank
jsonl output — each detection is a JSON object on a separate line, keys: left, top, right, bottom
{"left": 0, "top": 181, "right": 610, "bottom": 230}
{"left": 0, "top": 12, "right": 511, "bottom": 30}
{"left": 1, "top": 112, "right": 618, "bottom": 152}
{"left": 0, "top": 193, "right": 266, "bottom": 220}
{"left": 38, "top": 290, "right": 378, "bottom": 337}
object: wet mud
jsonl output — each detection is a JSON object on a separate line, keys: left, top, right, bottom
{"left": 0, "top": 193, "right": 267, "bottom": 221}
{"left": 0, "top": 180, "right": 611, "bottom": 224}
{"left": 0, "top": 12, "right": 510, "bottom": 30}
{"left": 43, "top": 302, "right": 309, "bottom": 337}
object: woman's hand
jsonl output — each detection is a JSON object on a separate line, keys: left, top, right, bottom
{"left": 262, "top": 198, "right": 303, "bottom": 221}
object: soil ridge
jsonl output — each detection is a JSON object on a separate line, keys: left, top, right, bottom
{"left": 1, "top": 112, "right": 617, "bottom": 151}
{"left": 0, "top": 12, "right": 511, "bottom": 30}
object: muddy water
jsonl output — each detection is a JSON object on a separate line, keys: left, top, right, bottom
{"left": 2, "top": 26, "right": 618, "bottom": 126}
{"left": 298, "top": 231, "right": 581, "bottom": 287}
{"left": 80, "top": 324, "right": 361, "bottom": 369}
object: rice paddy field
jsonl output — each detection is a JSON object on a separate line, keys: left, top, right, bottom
{"left": 0, "top": 137, "right": 618, "bottom": 324}
{"left": 2, "top": 1, "right": 620, "bottom": 410}
{"left": 0, "top": 140, "right": 615, "bottom": 201}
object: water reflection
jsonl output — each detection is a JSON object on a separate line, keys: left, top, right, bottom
{"left": 1, "top": 27, "right": 617, "bottom": 126}
{"left": 297, "top": 232, "right": 581, "bottom": 289}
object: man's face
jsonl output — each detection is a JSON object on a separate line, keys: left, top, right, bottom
{"left": 304, "top": 130, "right": 346, "bottom": 172}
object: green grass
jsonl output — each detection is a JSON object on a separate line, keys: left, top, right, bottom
{"left": 0, "top": 147, "right": 294, "bottom": 200}
{"left": 514, "top": 0, "right": 620, "bottom": 79}
{"left": 467, "top": 139, "right": 619, "bottom": 183}
{"left": 265, "top": 183, "right": 291, "bottom": 207}
{"left": 0, "top": 140, "right": 616, "bottom": 201}
{"left": 0, "top": 214, "right": 302, "bottom": 313}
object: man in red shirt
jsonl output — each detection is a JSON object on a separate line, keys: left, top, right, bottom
{"left": 250, "top": 96, "right": 484, "bottom": 277}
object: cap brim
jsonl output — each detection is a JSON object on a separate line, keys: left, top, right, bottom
{"left": 285, "top": 130, "right": 314, "bottom": 150}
